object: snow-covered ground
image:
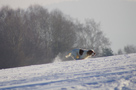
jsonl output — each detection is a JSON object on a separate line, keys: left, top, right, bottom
{"left": 0, "top": 54, "right": 136, "bottom": 90}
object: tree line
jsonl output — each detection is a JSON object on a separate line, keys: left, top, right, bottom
{"left": 0, "top": 5, "right": 113, "bottom": 69}
{"left": 118, "top": 45, "right": 136, "bottom": 55}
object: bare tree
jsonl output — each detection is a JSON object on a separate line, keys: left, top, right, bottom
{"left": 49, "top": 10, "right": 76, "bottom": 58}
{"left": 74, "top": 19, "right": 111, "bottom": 57}
{"left": 0, "top": 6, "right": 25, "bottom": 68}
{"left": 118, "top": 49, "right": 123, "bottom": 55}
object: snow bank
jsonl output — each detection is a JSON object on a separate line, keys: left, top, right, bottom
{"left": 0, "top": 54, "right": 136, "bottom": 90}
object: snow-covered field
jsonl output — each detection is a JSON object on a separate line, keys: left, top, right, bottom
{"left": 0, "top": 54, "right": 136, "bottom": 90}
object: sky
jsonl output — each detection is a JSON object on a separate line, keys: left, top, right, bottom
{"left": 0, "top": 0, "right": 136, "bottom": 53}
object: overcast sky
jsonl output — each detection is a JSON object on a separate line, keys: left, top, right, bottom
{"left": 0, "top": 0, "right": 136, "bottom": 52}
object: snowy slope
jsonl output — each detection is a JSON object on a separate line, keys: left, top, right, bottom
{"left": 0, "top": 54, "right": 136, "bottom": 90}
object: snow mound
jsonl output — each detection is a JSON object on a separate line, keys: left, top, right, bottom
{"left": 0, "top": 54, "right": 136, "bottom": 90}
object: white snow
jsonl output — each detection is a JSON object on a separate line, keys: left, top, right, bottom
{"left": 0, "top": 54, "right": 136, "bottom": 90}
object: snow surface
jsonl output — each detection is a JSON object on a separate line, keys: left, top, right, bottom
{"left": 0, "top": 54, "right": 136, "bottom": 90}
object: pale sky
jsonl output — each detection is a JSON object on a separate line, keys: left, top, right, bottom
{"left": 0, "top": 0, "right": 136, "bottom": 53}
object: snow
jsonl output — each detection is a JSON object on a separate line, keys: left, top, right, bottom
{"left": 0, "top": 54, "right": 136, "bottom": 90}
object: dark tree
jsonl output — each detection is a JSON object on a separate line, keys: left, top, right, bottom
{"left": 102, "top": 48, "right": 113, "bottom": 56}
